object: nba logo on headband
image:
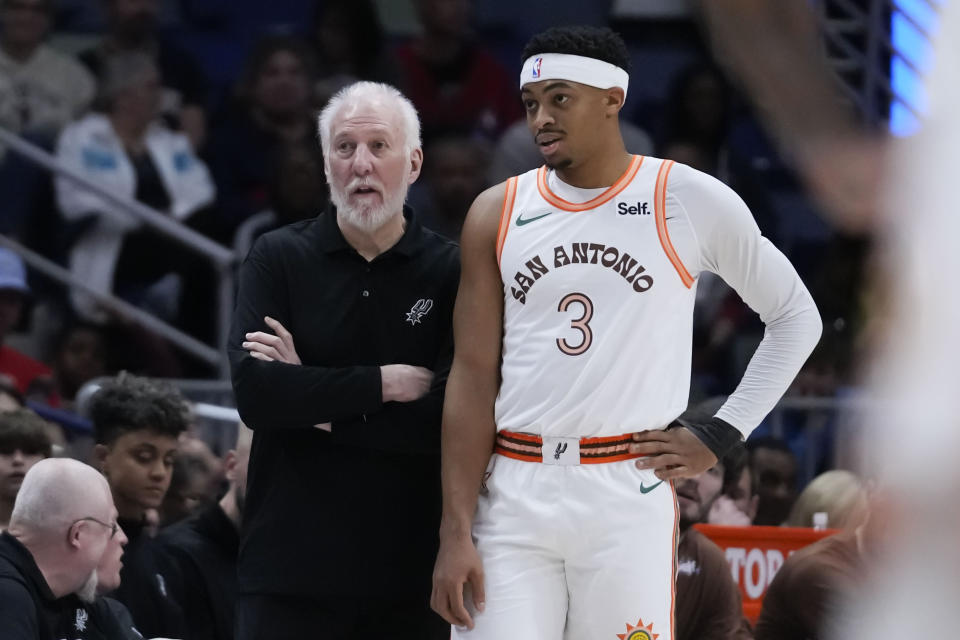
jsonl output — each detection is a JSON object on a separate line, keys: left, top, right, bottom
{"left": 532, "top": 57, "right": 542, "bottom": 78}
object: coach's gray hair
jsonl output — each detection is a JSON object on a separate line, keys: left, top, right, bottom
{"left": 97, "top": 51, "right": 157, "bottom": 111}
{"left": 10, "top": 458, "right": 110, "bottom": 533}
{"left": 317, "top": 81, "right": 422, "bottom": 159}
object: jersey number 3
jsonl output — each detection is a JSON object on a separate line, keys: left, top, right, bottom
{"left": 557, "top": 292, "right": 594, "bottom": 356}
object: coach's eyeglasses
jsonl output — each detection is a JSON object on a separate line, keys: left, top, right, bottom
{"left": 72, "top": 517, "right": 120, "bottom": 539}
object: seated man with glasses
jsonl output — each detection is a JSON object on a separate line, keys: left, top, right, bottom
{"left": 0, "top": 457, "right": 120, "bottom": 639}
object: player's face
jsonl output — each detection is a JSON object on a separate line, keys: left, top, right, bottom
{"left": 98, "top": 430, "right": 178, "bottom": 518}
{"left": 676, "top": 463, "right": 724, "bottom": 528}
{"left": 521, "top": 80, "right": 612, "bottom": 171}
{"left": 0, "top": 445, "right": 45, "bottom": 501}
{"left": 327, "top": 100, "right": 423, "bottom": 231}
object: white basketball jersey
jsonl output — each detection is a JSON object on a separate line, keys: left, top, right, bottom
{"left": 494, "top": 155, "right": 696, "bottom": 438}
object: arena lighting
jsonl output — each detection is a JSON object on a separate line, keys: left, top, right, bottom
{"left": 890, "top": 0, "right": 941, "bottom": 135}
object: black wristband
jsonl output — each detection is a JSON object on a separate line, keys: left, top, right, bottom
{"left": 671, "top": 416, "right": 743, "bottom": 461}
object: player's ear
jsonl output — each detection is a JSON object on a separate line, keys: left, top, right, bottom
{"left": 604, "top": 87, "right": 626, "bottom": 117}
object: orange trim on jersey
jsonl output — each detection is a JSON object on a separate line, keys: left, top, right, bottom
{"left": 493, "top": 445, "right": 542, "bottom": 462}
{"left": 669, "top": 480, "right": 679, "bottom": 639}
{"left": 654, "top": 160, "right": 695, "bottom": 289}
{"left": 495, "top": 177, "right": 518, "bottom": 266}
{"left": 498, "top": 431, "right": 543, "bottom": 444}
{"left": 535, "top": 155, "right": 645, "bottom": 212}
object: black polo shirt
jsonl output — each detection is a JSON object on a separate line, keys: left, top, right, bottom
{"left": 158, "top": 503, "right": 239, "bottom": 640}
{"left": 229, "top": 205, "right": 459, "bottom": 598}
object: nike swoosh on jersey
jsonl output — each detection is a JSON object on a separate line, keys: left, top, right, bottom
{"left": 516, "top": 211, "right": 555, "bottom": 226}
{"left": 639, "top": 480, "right": 664, "bottom": 494}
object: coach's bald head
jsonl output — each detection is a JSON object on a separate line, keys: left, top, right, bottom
{"left": 8, "top": 458, "right": 117, "bottom": 599}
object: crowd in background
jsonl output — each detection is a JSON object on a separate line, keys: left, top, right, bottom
{"left": 0, "top": 1, "right": 876, "bottom": 637}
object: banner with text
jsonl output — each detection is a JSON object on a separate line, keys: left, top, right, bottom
{"left": 694, "top": 524, "right": 837, "bottom": 623}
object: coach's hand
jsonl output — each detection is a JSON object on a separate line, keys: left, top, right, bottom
{"left": 432, "top": 533, "right": 485, "bottom": 629}
{"left": 380, "top": 364, "right": 433, "bottom": 403}
{"left": 630, "top": 426, "right": 717, "bottom": 480}
{"left": 243, "top": 316, "right": 301, "bottom": 365}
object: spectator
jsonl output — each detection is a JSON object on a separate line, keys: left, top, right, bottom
{"left": 0, "top": 458, "right": 119, "bottom": 638}
{"left": 0, "top": 377, "right": 24, "bottom": 411}
{"left": 88, "top": 372, "right": 188, "bottom": 639}
{"left": 78, "top": 0, "right": 208, "bottom": 148}
{"left": 0, "top": 408, "right": 52, "bottom": 530}
{"left": 266, "top": 141, "right": 328, "bottom": 229}
{"left": 785, "top": 469, "right": 868, "bottom": 530}
{"left": 85, "top": 519, "right": 141, "bottom": 640}
{"left": 207, "top": 35, "right": 320, "bottom": 239}
{"left": 0, "top": 248, "right": 56, "bottom": 398}
{"left": 394, "top": 0, "right": 521, "bottom": 142}
{"left": 159, "top": 423, "right": 252, "bottom": 640}
{"left": 0, "top": 0, "right": 95, "bottom": 148}
{"left": 159, "top": 434, "right": 223, "bottom": 526}
{"left": 487, "top": 117, "right": 653, "bottom": 184}
{"left": 675, "top": 450, "right": 754, "bottom": 640}
{"left": 51, "top": 322, "right": 108, "bottom": 412}
{"left": 230, "top": 81, "right": 458, "bottom": 639}
{"left": 657, "top": 62, "right": 732, "bottom": 175}
{"left": 755, "top": 493, "right": 887, "bottom": 640}
{"left": 310, "top": 0, "right": 398, "bottom": 106}
{"left": 747, "top": 437, "right": 799, "bottom": 526}
{"left": 54, "top": 52, "right": 216, "bottom": 337}
{"left": 713, "top": 443, "right": 758, "bottom": 526}
{"left": 410, "top": 134, "right": 490, "bottom": 240}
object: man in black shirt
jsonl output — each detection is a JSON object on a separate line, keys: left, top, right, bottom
{"left": 0, "top": 458, "right": 121, "bottom": 639}
{"left": 231, "top": 81, "right": 458, "bottom": 640}
{"left": 159, "top": 423, "right": 252, "bottom": 640}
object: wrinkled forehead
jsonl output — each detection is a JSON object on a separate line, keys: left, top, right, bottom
{"left": 331, "top": 99, "right": 401, "bottom": 139}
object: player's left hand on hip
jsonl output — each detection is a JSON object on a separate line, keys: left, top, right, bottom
{"left": 242, "top": 316, "right": 302, "bottom": 365}
{"left": 629, "top": 426, "right": 718, "bottom": 481}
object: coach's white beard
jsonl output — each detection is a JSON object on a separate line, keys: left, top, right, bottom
{"left": 76, "top": 569, "right": 98, "bottom": 603}
{"left": 331, "top": 176, "right": 410, "bottom": 232}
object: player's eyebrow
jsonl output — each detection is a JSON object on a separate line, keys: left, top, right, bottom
{"left": 521, "top": 81, "right": 574, "bottom": 95}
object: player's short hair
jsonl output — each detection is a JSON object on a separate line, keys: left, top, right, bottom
{"left": 0, "top": 409, "right": 53, "bottom": 458}
{"left": 89, "top": 372, "right": 189, "bottom": 445}
{"left": 317, "top": 81, "right": 422, "bottom": 159}
{"left": 521, "top": 26, "right": 631, "bottom": 73}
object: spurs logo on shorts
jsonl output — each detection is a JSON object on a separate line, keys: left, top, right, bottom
{"left": 494, "top": 156, "right": 697, "bottom": 439}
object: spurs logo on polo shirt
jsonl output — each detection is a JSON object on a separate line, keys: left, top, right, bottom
{"left": 405, "top": 298, "right": 434, "bottom": 325}
{"left": 75, "top": 608, "right": 89, "bottom": 631}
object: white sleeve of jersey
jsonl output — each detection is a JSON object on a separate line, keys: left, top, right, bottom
{"left": 666, "top": 163, "right": 823, "bottom": 437}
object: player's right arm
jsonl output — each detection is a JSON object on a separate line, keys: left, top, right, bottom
{"left": 431, "top": 182, "right": 507, "bottom": 629}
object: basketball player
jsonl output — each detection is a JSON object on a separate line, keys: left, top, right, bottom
{"left": 431, "top": 26, "right": 822, "bottom": 640}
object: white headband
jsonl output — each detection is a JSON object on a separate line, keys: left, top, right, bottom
{"left": 520, "top": 53, "right": 629, "bottom": 99}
